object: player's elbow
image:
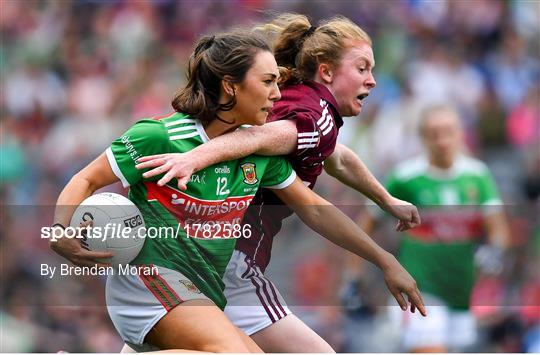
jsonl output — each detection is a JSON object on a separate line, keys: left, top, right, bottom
{"left": 70, "top": 172, "right": 99, "bottom": 195}
{"left": 323, "top": 159, "right": 339, "bottom": 176}
{"left": 324, "top": 147, "right": 347, "bottom": 177}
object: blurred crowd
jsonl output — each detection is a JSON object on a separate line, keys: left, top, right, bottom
{"left": 1, "top": 0, "right": 539, "bottom": 352}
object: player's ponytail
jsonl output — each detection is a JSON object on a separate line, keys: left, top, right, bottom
{"left": 256, "top": 14, "right": 312, "bottom": 86}
{"left": 172, "top": 31, "right": 271, "bottom": 124}
{"left": 257, "top": 13, "right": 372, "bottom": 86}
{"left": 172, "top": 36, "right": 218, "bottom": 124}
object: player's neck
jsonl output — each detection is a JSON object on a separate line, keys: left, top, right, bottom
{"left": 204, "top": 116, "right": 239, "bottom": 139}
{"left": 429, "top": 155, "right": 454, "bottom": 170}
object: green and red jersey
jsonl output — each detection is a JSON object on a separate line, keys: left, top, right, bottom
{"left": 385, "top": 155, "right": 502, "bottom": 309}
{"left": 106, "top": 112, "right": 296, "bottom": 308}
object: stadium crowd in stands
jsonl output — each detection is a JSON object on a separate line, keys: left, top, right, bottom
{"left": 1, "top": 1, "right": 538, "bottom": 352}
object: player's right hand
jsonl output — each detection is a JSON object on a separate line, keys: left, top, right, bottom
{"left": 136, "top": 153, "right": 195, "bottom": 190}
{"left": 49, "top": 221, "right": 113, "bottom": 268}
{"left": 381, "top": 254, "right": 427, "bottom": 316}
{"left": 381, "top": 197, "right": 421, "bottom": 232}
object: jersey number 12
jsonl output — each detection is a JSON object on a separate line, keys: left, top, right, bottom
{"left": 216, "top": 177, "right": 230, "bottom": 195}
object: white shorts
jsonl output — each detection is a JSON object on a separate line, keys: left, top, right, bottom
{"left": 388, "top": 293, "right": 477, "bottom": 351}
{"left": 106, "top": 264, "right": 210, "bottom": 351}
{"left": 224, "top": 250, "right": 292, "bottom": 335}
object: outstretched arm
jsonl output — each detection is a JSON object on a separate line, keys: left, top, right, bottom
{"left": 273, "top": 178, "right": 426, "bottom": 316}
{"left": 136, "top": 120, "right": 298, "bottom": 189}
{"left": 324, "top": 143, "right": 420, "bottom": 231}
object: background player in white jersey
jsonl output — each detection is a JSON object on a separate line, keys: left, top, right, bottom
{"left": 134, "top": 14, "right": 422, "bottom": 353}
{"left": 49, "top": 29, "right": 425, "bottom": 352}
{"left": 348, "top": 104, "right": 510, "bottom": 352}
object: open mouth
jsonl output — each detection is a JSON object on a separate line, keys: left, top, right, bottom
{"left": 356, "top": 93, "right": 369, "bottom": 106}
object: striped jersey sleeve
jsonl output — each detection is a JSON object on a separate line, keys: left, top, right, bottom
{"left": 106, "top": 119, "right": 170, "bottom": 187}
{"left": 163, "top": 116, "right": 201, "bottom": 141}
{"left": 290, "top": 112, "right": 319, "bottom": 156}
{"left": 290, "top": 100, "right": 337, "bottom": 157}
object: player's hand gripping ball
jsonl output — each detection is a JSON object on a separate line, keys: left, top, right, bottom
{"left": 69, "top": 193, "right": 146, "bottom": 266}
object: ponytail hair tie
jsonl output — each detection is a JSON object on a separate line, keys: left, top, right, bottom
{"left": 299, "top": 26, "right": 317, "bottom": 47}
{"left": 305, "top": 26, "right": 317, "bottom": 37}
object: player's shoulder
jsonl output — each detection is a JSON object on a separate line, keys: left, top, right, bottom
{"left": 120, "top": 117, "right": 166, "bottom": 144}
{"left": 128, "top": 112, "right": 182, "bottom": 134}
{"left": 455, "top": 154, "right": 491, "bottom": 177}
{"left": 154, "top": 111, "right": 193, "bottom": 126}
{"left": 274, "top": 83, "right": 326, "bottom": 119}
{"left": 390, "top": 155, "right": 430, "bottom": 182}
{"left": 138, "top": 112, "right": 203, "bottom": 143}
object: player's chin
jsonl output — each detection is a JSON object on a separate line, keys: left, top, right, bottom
{"left": 347, "top": 103, "right": 362, "bottom": 117}
{"left": 253, "top": 111, "right": 268, "bottom": 125}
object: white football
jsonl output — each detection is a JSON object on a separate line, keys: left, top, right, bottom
{"left": 69, "top": 192, "right": 146, "bottom": 266}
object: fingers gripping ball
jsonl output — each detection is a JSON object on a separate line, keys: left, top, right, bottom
{"left": 69, "top": 193, "right": 146, "bottom": 266}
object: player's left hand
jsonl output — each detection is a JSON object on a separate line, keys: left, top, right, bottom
{"left": 381, "top": 254, "right": 427, "bottom": 316}
{"left": 474, "top": 244, "right": 505, "bottom": 275}
{"left": 135, "top": 153, "right": 195, "bottom": 190}
{"left": 381, "top": 197, "right": 421, "bottom": 232}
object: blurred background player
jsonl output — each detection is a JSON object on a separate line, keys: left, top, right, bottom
{"left": 346, "top": 104, "right": 510, "bottom": 352}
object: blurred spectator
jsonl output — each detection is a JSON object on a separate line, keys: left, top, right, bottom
{"left": 486, "top": 30, "right": 539, "bottom": 112}
{"left": 507, "top": 86, "right": 540, "bottom": 149}
{"left": 4, "top": 61, "right": 67, "bottom": 119}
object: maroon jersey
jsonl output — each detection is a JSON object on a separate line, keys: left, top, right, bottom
{"left": 236, "top": 80, "right": 343, "bottom": 271}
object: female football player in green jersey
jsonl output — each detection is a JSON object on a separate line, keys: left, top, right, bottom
{"left": 50, "top": 29, "right": 424, "bottom": 352}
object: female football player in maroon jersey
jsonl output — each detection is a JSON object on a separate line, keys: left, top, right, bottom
{"left": 135, "top": 14, "right": 423, "bottom": 352}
